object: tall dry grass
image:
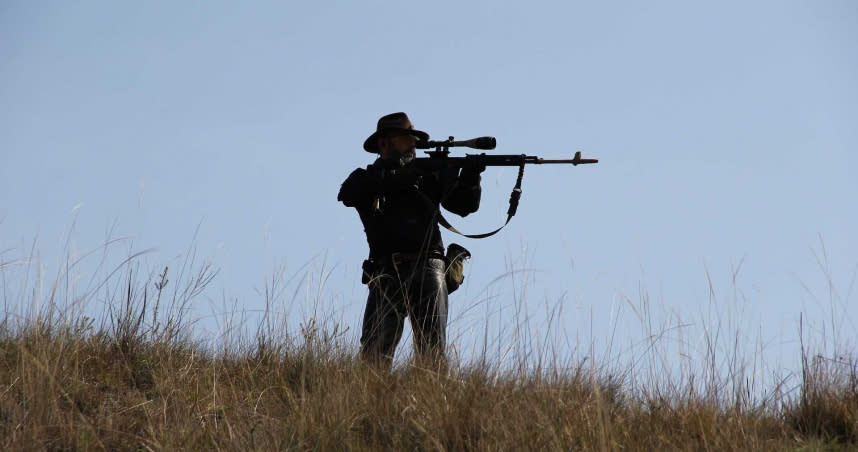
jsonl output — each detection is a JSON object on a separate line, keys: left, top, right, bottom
{"left": 0, "top": 240, "right": 855, "bottom": 450}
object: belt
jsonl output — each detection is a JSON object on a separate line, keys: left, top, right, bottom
{"left": 388, "top": 251, "right": 445, "bottom": 266}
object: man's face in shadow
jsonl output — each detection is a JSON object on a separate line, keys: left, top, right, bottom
{"left": 378, "top": 134, "right": 418, "bottom": 165}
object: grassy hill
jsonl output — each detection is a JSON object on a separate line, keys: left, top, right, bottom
{"left": 0, "top": 261, "right": 855, "bottom": 450}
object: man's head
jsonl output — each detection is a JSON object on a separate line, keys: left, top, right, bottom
{"left": 363, "top": 112, "right": 429, "bottom": 163}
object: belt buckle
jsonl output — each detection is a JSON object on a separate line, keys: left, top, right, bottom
{"left": 391, "top": 252, "right": 404, "bottom": 265}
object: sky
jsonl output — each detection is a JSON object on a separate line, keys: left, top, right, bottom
{"left": 2, "top": 1, "right": 857, "bottom": 380}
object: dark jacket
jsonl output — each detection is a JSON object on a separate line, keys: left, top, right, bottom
{"left": 338, "top": 158, "right": 481, "bottom": 259}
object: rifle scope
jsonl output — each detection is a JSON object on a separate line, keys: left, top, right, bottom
{"left": 416, "top": 136, "right": 497, "bottom": 150}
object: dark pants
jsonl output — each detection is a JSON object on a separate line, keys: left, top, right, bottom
{"left": 359, "top": 257, "right": 448, "bottom": 370}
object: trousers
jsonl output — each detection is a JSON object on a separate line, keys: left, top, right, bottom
{"left": 359, "top": 257, "right": 448, "bottom": 370}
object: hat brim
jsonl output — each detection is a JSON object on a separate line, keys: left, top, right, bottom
{"left": 363, "top": 128, "right": 429, "bottom": 153}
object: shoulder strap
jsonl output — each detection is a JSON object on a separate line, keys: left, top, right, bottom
{"left": 438, "top": 163, "right": 525, "bottom": 239}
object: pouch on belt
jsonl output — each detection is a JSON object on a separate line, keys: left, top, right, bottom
{"left": 444, "top": 243, "right": 471, "bottom": 294}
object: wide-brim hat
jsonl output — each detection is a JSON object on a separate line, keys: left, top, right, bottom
{"left": 363, "top": 112, "right": 429, "bottom": 153}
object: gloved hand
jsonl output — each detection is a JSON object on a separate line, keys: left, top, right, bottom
{"left": 459, "top": 163, "right": 485, "bottom": 186}
{"left": 383, "top": 167, "right": 421, "bottom": 192}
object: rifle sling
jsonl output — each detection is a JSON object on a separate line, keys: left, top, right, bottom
{"left": 438, "top": 163, "right": 525, "bottom": 239}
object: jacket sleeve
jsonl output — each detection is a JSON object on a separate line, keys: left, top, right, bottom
{"left": 338, "top": 168, "right": 378, "bottom": 208}
{"left": 441, "top": 168, "right": 482, "bottom": 217}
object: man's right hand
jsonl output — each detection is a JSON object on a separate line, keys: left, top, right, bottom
{"left": 383, "top": 167, "right": 421, "bottom": 192}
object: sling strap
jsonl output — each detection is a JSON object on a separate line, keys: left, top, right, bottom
{"left": 438, "top": 162, "right": 525, "bottom": 239}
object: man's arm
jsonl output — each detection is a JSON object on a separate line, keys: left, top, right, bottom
{"left": 338, "top": 168, "right": 378, "bottom": 208}
{"left": 441, "top": 167, "right": 483, "bottom": 217}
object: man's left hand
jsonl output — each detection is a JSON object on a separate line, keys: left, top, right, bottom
{"left": 459, "top": 164, "right": 485, "bottom": 185}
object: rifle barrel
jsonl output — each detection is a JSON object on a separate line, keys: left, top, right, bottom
{"left": 538, "top": 158, "right": 599, "bottom": 165}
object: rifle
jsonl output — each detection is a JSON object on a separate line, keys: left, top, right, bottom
{"left": 408, "top": 136, "right": 598, "bottom": 238}
{"left": 412, "top": 135, "right": 598, "bottom": 170}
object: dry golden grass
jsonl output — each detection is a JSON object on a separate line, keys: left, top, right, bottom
{"left": 0, "top": 312, "right": 855, "bottom": 451}
{"left": 0, "top": 248, "right": 855, "bottom": 451}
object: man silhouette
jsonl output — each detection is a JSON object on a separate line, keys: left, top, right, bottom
{"left": 338, "top": 112, "right": 483, "bottom": 370}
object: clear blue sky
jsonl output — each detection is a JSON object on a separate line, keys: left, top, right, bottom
{"left": 2, "top": 1, "right": 856, "bottom": 376}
